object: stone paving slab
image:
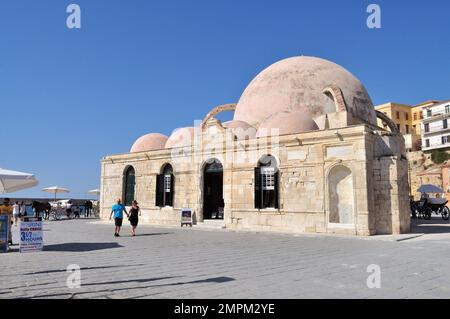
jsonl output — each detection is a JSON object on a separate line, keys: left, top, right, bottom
{"left": 0, "top": 219, "right": 449, "bottom": 299}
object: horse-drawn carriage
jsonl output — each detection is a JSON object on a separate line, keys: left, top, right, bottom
{"left": 411, "top": 184, "right": 450, "bottom": 221}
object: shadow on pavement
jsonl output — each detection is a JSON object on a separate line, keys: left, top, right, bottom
{"left": 134, "top": 232, "right": 172, "bottom": 237}
{"left": 82, "top": 276, "right": 182, "bottom": 286}
{"left": 411, "top": 216, "right": 450, "bottom": 234}
{"left": 28, "top": 276, "right": 236, "bottom": 298}
{"left": 23, "top": 264, "right": 146, "bottom": 275}
{"left": 44, "top": 242, "right": 122, "bottom": 252}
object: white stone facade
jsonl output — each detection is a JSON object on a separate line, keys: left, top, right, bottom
{"left": 100, "top": 122, "right": 410, "bottom": 236}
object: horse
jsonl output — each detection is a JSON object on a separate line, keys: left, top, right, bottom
{"left": 32, "top": 201, "right": 51, "bottom": 220}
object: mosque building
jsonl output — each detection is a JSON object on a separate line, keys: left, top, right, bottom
{"left": 100, "top": 56, "right": 410, "bottom": 236}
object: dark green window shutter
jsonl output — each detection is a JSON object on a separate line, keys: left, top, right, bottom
{"left": 124, "top": 167, "right": 135, "bottom": 206}
{"left": 254, "top": 167, "right": 262, "bottom": 209}
{"left": 274, "top": 171, "right": 279, "bottom": 209}
{"left": 166, "top": 174, "right": 174, "bottom": 207}
{"left": 155, "top": 174, "right": 164, "bottom": 207}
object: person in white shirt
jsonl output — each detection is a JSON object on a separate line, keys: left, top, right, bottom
{"left": 12, "top": 201, "right": 20, "bottom": 226}
{"left": 19, "top": 201, "right": 26, "bottom": 218}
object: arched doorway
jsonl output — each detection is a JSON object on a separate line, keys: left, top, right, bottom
{"left": 203, "top": 159, "right": 224, "bottom": 220}
{"left": 328, "top": 165, "right": 354, "bottom": 225}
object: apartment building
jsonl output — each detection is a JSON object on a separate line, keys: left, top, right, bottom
{"left": 375, "top": 102, "right": 424, "bottom": 151}
{"left": 421, "top": 100, "right": 450, "bottom": 151}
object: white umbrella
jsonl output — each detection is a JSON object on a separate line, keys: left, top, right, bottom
{"left": 87, "top": 189, "right": 100, "bottom": 196}
{"left": 0, "top": 168, "right": 39, "bottom": 194}
{"left": 417, "top": 184, "right": 444, "bottom": 194}
{"left": 42, "top": 186, "right": 70, "bottom": 202}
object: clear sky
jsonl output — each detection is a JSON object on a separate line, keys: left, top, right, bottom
{"left": 0, "top": 0, "right": 449, "bottom": 199}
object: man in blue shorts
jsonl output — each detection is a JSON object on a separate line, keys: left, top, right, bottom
{"left": 109, "top": 199, "right": 128, "bottom": 237}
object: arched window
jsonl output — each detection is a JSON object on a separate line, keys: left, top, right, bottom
{"left": 156, "top": 164, "right": 174, "bottom": 207}
{"left": 124, "top": 166, "right": 135, "bottom": 206}
{"left": 255, "top": 155, "right": 279, "bottom": 209}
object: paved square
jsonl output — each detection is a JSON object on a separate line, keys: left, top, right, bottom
{"left": 1, "top": 219, "right": 450, "bottom": 299}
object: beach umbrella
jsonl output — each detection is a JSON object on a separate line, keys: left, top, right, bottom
{"left": 42, "top": 186, "right": 70, "bottom": 202}
{"left": 417, "top": 184, "right": 444, "bottom": 194}
{"left": 87, "top": 189, "right": 100, "bottom": 196}
{"left": 0, "top": 168, "right": 39, "bottom": 194}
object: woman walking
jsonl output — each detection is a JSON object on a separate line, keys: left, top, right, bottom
{"left": 109, "top": 199, "right": 128, "bottom": 237}
{"left": 128, "top": 200, "right": 141, "bottom": 236}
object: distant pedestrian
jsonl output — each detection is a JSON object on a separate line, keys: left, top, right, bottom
{"left": 20, "top": 201, "right": 26, "bottom": 219}
{"left": 109, "top": 199, "right": 128, "bottom": 237}
{"left": 66, "top": 200, "right": 73, "bottom": 219}
{"left": 0, "top": 198, "right": 13, "bottom": 245}
{"left": 12, "top": 201, "right": 20, "bottom": 226}
{"left": 128, "top": 200, "right": 141, "bottom": 236}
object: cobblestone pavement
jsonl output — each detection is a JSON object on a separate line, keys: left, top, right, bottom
{"left": 1, "top": 218, "right": 450, "bottom": 299}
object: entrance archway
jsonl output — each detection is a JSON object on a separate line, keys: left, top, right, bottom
{"left": 203, "top": 159, "right": 224, "bottom": 220}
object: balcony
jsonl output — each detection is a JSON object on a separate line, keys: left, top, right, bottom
{"left": 423, "top": 111, "right": 450, "bottom": 123}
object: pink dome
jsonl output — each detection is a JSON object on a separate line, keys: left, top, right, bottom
{"left": 130, "top": 133, "right": 168, "bottom": 153}
{"left": 234, "top": 56, "right": 376, "bottom": 128}
{"left": 255, "top": 111, "right": 319, "bottom": 138}
{"left": 165, "top": 127, "right": 195, "bottom": 148}
{"left": 222, "top": 120, "right": 257, "bottom": 140}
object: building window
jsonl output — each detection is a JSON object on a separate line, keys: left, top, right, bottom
{"left": 444, "top": 119, "right": 448, "bottom": 129}
{"left": 396, "top": 111, "right": 400, "bottom": 119}
{"left": 446, "top": 105, "right": 450, "bottom": 114}
{"left": 420, "top": 112, "right": 424, "bottom": 119}
{"left": 405, "top": 125, "right": 409, "bottom": 134}
{"left": 405, "top": 113, "right": 409, "bottom": 121}
{"left": 413, "top": 125, "right": 417, "bottom": 134}
{"left": 443, "top": 136, "right": 450, "bottom": 144}
{"left": 427, "top": 109, "right": 432, "bottom": 117}
{"left": 255, "top": 155, "right": 279, "bottom": 209}
{"left": 424, "top": 123, "right": 429, "bottom": 133}
{"left": 413, "top": 113, "right": 417, "bottom": 121}
{"left": 425, "top": 139, "right": 430, "bottom": 148}
{"left": 123, "top": 166, "right": 135, "bottom": 206}
{"left": 156, "top": 164, "right": 174, "bottom": 207}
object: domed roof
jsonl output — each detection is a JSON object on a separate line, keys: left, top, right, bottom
{"left": 130, "top": 133, "right": 168, "bottom": 153}
{"left": 234, "top": 56, "right": 376, "bottom": 128}
{"left": 222, "top": 120, "right": 257, "bottom": 140}
{"left": 255, "top": 111, "right": 319, "bottom": 138}
{"left": 165, "top": 127, "right": 195, "bottom": 148}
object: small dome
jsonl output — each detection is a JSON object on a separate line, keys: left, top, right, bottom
{"left": 130, "top": 133, "right": 168, "bottom": 153}
{"left": 165, "top": 127, "right": 195, "bottom": 148}
{"left": 222, "top": 120, "right": 257, "bottom": 140}
{"left": 234, "top": 56, "right": 376, "bottom": 128}
{"left": 255, "top": 111, "right": 319, "bottom": 138}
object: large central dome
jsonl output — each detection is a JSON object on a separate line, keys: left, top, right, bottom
{"left": 233, "top": 56, "right": 376, "bottom": 129}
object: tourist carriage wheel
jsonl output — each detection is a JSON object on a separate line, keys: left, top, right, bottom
{"left": 441, "top": 206, "right": 450, "bottom": 221}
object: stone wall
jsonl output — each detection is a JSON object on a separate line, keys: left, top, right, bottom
{"left": 100, "top": 124, "right": 410, "bottom": 236}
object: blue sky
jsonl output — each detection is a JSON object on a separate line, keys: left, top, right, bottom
{"left": 0, "top": 0, "right": 449, "bottom": 199}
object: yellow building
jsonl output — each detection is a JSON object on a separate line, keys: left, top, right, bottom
{"left": 375, "top": 101, "right": 440, "bottom": 151}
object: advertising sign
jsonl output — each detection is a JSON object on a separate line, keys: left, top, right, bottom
{"left": 0, "top": 215, "right": 9, "bottom": 253}
{"left": 181, "top": 208, "right": 193, "bottom": 227}
{"left": 20, "top": 217, "right": 43, "bottom": 253}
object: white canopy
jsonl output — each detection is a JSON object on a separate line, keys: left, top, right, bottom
{"left": 87, "top": 189, "right": 100, "bottom": 196}
{"left": 42, "top": 186, "right": 70, "bottom": 201}
{"left": 417, "top": 184, "right": 444, "bottom": 194}
{"left": 0, "top": 168, "right": 39, "bottom": 194}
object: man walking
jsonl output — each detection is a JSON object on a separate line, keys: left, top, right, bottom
{"left": 109, "top": 199, "right": 128, "bottom": 237}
